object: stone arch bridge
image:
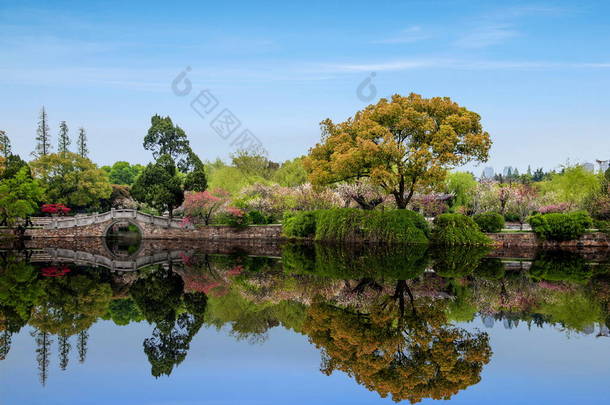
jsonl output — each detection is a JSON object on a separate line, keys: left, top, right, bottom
{"left": 29, "top": 209, "right": 193, "bottom": 239}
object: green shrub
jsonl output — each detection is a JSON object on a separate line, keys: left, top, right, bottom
{"left": 313, "top": 208, "right": 429, "bottom": 244}
{"left": 282, "top": 211, "right": 317, "bottom": 238}
{"left": 247, "top": 210, "right": 271, "bottom": 225}
{"left": 472, "top": 212, "right": 505, "bottom": 233}
{"left": 503, "top": 212, "right": 519, "bottom": 222}
{"left": 431, "top": 213, "right": 492, "bottom": 246}
{"left": 528, "top": 211, "right": 593, "bottom": 241}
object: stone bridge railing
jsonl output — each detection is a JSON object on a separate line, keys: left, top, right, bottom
{"left": 40, "top": 209, "right": 188, "bottom": 230}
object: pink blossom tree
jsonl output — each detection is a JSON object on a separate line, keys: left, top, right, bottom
{"left": 183, "top": 188, "right": 230, "bottom": 225}
{"left": 508, "top": 185, "right": 538, "bottom": 230}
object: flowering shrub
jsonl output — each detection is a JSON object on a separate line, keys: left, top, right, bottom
{"left": 336, "top": 180, "right": 387, "bottom": 209}
{"left": 40, "top": 203, "right": 71, "bottom": 216}
{"left": 40, "top": 266, "right": 71, "bottom": 277}
{"left": 183, "top": 189, "right": 230, "bottom": 225}
{"left": 538, "top": 203, "right": 570, "bottom": 214}
{"left": 216, "top": 206, "right": 250, "bottom": 228}
{"left": 410, "top": 194, "right": 449, "bottom": 217}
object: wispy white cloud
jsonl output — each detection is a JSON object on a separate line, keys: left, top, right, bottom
{"left": 454, "top": 24, "right": 519, "bottom": 49}
{"left": 322, "top": 58, "right": 610, "bottom": 73}
{"left": 371, "top": 26, "right": 429, "bottom": 44}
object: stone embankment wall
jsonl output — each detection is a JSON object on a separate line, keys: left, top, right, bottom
{"left": 25, "top": 224, "right": 283, "bottom": 240}
{"left": 488, "top": 232, "right": 610, "bottom": 248}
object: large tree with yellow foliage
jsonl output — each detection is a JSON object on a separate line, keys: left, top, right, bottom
{"left": 304, "top": 94, "right": 492, "bottom": 208}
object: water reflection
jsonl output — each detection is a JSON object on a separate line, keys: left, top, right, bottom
{"left": 1, "top": 241, "right": 610, "bottom": 402}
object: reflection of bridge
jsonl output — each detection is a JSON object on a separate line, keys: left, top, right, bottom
{"left": 29, "top": 248, "right": 187, "bottom": 272}
{"left": 29, "top": 209, "right": 191, "bottom": 239}
{"left": 11, "top": 238, "right": 283, "bottom": 272}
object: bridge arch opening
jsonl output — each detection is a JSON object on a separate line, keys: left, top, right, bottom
{"left": 104, "top": 219, "right": 143, "bottom": 258}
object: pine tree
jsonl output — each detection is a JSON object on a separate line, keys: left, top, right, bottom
{"left": 35, "top": 106, "right": 51, "bottom": 157}
{"left": 0, "top": 329, "right": 11, "bottom": 361}
{"left": 57, "top": 121, "right": 70, "bottom": 154}
{"left": 58, "top": 335, "right": 71, "bottom": 371}
{"left": 77, "top": 127, "right": 88, "bottom": 157}
{"left": 77, "top": 330, "right": 88, "bottom": 363}
{"left": 0, "top": 130, "right": 11, "bottom": 158}
{"left": 31, "top": 330, "right": 52, "bottom": 386}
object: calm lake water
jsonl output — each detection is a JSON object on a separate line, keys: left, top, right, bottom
{"left": 1, "top": 240, "right": 610, "bottom": 404}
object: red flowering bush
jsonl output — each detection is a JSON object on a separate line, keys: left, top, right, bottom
{"left": 41, "top": 203, "right": 71, "bottom": 216}
{"left": 183, "top": 189, "right": 230, "bottom": 225}
{"left": 40, "top": 266, "right": 71, "bottom": 277}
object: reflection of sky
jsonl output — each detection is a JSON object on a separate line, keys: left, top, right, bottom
{"left": 2, "top": 318, "right": 610, "bottom": 404}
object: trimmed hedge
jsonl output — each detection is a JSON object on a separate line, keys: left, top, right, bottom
{"left": 472, "top": 212, "right": 505, "bottom": 233}
{"left": 282, "top": 211, "right": 317, "bottom": 238}
{"left": 431, "top": 213, "right": 492, "bottom": 246}
{"left": 314, "top": 209, "right": 429, "bottom": 244}
{"left": 282, "top": 208, "right": 429, "bottom": 244}
{"left": 528, "top": 211, "right": 593, "bottom": 241}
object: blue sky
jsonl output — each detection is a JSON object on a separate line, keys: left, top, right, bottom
{"left": 1, "top": 0, "right": 609, "bottom": 172}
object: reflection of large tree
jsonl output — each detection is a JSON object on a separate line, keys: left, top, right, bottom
{"left": 143, "top": 293, "right": 207, "bottom": 377}
{"left": 0, "top": 255, "right": 44, "bottom": 361}
{"left": 30, "top": 270, "right": 113, "bottom": 336}
{"left": 131, "top": 268, "right": 207, "bottom": 377}
{"left": 303, "top": 284, "right": 491, "bottom": 403}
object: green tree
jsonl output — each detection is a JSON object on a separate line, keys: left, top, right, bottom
{"left": 107, "top": 161, "right": 143, "bottom": 185}
{"left": 0, "top": 154, "right": 30, "bottom": 181}
{"left": 0, "top": 130, "right": 11, "bottom": 158}
{"left": 231, "top": 148, "right": 273, "bottom": 180}
{"left": 77, "top": 127, "right": 88, "bottom": 158}
{"left": 35, "top": 106, "right": 51, "bottom": 157}
{"left": 183, "top": 152, "right": 208, "bottom": 192}
{"left": 541, "top": 165, "right": 600, "bottom": 209}
{"left": 446, "top": 171, "right": 477, "bottom": 208}
{"left": 143, "top": 115, "right": 192, "bottom": 171}
{"left": 30, "top": 152, "right": 112, "bottom": 208}
{"left": 57, "top": 121, "right": 70, "bottom": 154}
{"left": 305, "top": 94, "right": 492, "bottom": 208}
{"left": 272, "top": 157, "right": 308, "bottom": 187}
{"left": 0, "top": 167, "right": 44, "bottom": 226}
{"left": 131, "top": 155, "right": 184, "bottom": 219}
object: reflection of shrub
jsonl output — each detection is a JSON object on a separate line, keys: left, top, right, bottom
{"left": 283, "top": 211, "right": 317, "bottom": 238}
{"left": 282, "top": 242, "right": 429, "bottom": 280}
{"left": 431, "top": 246, "right": 490, "bottom": 277}
{"left": 474, "top": 258, "right": 506, "bottom": 280}
{"left": 314, "top": 208, "right": 429, "bottom": 243}
{"left": 529, "top": 251, "right": 592, "bottom": 283}
{"left": 528, "top": 211, "right": 593, "bottom": 241}
{"left": 431, "top": 214, "right": 491, "bottom": 245}
{"left": 472, "top": 212, "right": 505, "bottom": 233}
